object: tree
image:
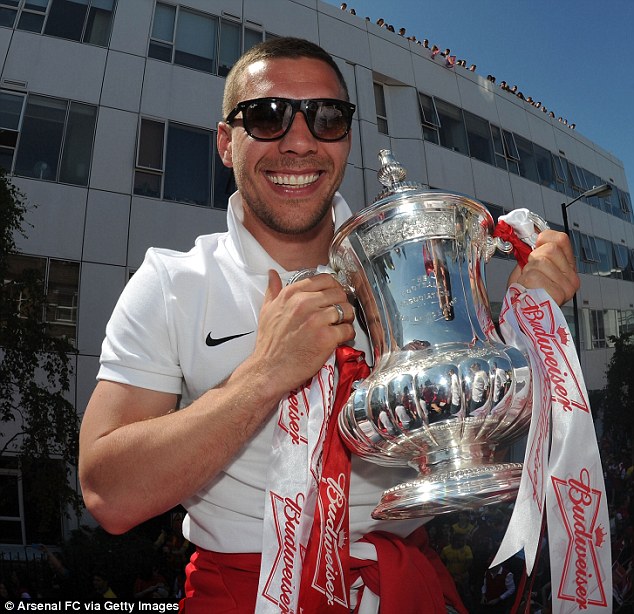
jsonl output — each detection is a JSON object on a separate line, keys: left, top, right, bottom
{"left": 0, "top": 169, "right": 82, "bottom": 539}
{"left": 603, "top": 331, "right": 634, "bottom": 460}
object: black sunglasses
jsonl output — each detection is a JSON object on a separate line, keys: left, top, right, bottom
{"left": 225, "top": 97, "right": 355, "bottom": 142}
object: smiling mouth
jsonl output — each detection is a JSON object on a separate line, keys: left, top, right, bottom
{"left": 266, "top": 172, "right": 321, "bottom": 187}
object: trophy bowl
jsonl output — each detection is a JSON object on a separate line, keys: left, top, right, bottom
{"left": 332, "top": 150, "right": 534, "bottom": 519}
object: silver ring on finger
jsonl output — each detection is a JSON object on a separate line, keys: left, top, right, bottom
{"left": 332, "top": 303, "right": 345, "bottom": 325}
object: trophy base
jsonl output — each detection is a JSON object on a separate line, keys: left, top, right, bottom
{"left": 371, "top": 462, "right": 523, "bottom": 519}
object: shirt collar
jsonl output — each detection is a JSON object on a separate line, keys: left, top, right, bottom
{"left": 225, "top": 190, "right": 353, "bottom": 281}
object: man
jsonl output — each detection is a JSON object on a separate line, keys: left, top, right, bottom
{"left": 481, "top": 562, "right": 516, "bottom": 613}
{"left": 469, "top": 362, "right": 489, "bottom": 415}
{"left": 492, "top": 362, "right": 508, "bottom": 405}
{"left": 440, "top": 533, "right": 473, "bottom": 605}
{"left": 449, "top": 367, "right": 461, "bottom": 416}
{"left": 79, "top": 37, "right": 580, "bottom": 612}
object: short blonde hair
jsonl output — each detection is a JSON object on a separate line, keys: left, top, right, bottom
{"left": 222, "top": 37, "right": 350, "bottom": 119}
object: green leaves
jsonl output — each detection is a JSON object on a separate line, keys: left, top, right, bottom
{"left": 0, "top": 170, "right": 82, "bottom": 526}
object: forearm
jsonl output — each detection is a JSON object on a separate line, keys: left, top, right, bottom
{"left": 79, "top": 358, "right": 283, "bottom": 534}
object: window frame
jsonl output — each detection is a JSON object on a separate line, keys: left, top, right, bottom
{"left": 134, "top": 116, "right": 222, "bottom": 208}
{"left": 373, "top": 81, "right": 388, "bottom": 135}
{"left": 434, "top": 97, "right": 468, "bottom": 156}
{"left": 9, "top": 93, "right": 98, "bottom": 186}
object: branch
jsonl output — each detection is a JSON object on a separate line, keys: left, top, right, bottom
{"left": 0, "top": 430, "right": 24, "bottom": 456}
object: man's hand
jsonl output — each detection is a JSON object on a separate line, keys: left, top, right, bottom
{"left": 250, "top": 271, "right": 356, "bottom": 397}
{"left": 507, "top": 229, "right": 580, "bottom": 305}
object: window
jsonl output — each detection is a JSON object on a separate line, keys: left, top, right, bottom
{"left": 514, "top": 134, "right": 538, "bottom": 182}
{"left": 419, "top": 92, "right": 439, "bottom": 144}
{"left": 613, "top": 243, "right": 629, "bottom": 279}
{"left": 243, "top": 26, "right": 262, "bottom": 52}
{"left": 134, "top": 118, "right": 165, "bottom": 198}
{"left": 618, "top": 309, "right": 634, "bottom": 335}
{"left": 149, "top": 4, "right": 218, "bottom": 73}
{"left": 163, "top": 123, "right": 211, "bottom": 206}
{"left": 435, "top": 98, "right": 468, "bottom": 155}
{"left": 464, "top": 112, "right": 493, "bottom": 164}
{"left": 0, "top": 465, "right": 24, "bottom": 544}
{"left": 213, "top": 154, "right": 235, "bottom": 209}
{"left": 45, "top": 259, "right": 80, "bottom": 341}
{"left": 533, "top": 144, "right": 556, "bottom": 190}
{"left": 567, "top": 161, "right": 587, "bottom": 195}
{"left": 594, "top": 238, "right": 613, "bottom": 277}
{"left": 570, "top": 230, "right": 597, "bottom": 275}
{"left": 373, "top": 82, "right": 388, "bottom": 134}
{"left": 218, "top": 18, "right": 240, "bottom": 77}
{"left": 148, "top": 1, "right": 175, "bottom": 62}
{"left": 174, "top": 8, "right": 216, "bottom": 72}
{"left": 0, "top": 0, "right": 47, "bottom": 32}
{"left": 41, "top": 0, "right": 116, "bottom": 46}
{"left": 589, "top": 309, "right": 606, "bottom": 349}
{"left": 617, "top": 188, "right": 632, "bottom": 223}
{"left": 149, "top": 3, "right": 250, "bottom": 75}
{"left": 16, "top": 0, "right": 48, "bottom": 33}
{"left": 135, "top": 118, "right": 228, "bottom": 208}
{"left": 490, "top": 124, "right": 507, "bottom": 170}
{"left": 0, "top": 90, "right": 25, "bottom": 171}
{"left": 604, "top": 309, "right": 619, "bottom": 347}
{"left": 489, "top": 125, "right": 519, "bottom": 173}
{"left": 4, "top": 254, "right": 80, "bottom": 345}
{"left": 553, "top": 155, "right": 572, "bottom": 196}
{"left": 11, "top": 94, "right": 97, "bottom": 186}
{"left": 0, "top": 458, "right": 64, "bottom": 545}
{"left": 580, "top": 233, "right": 599, "bottom": 263}
{"left": 502, "top": 129, "right": 519, "bottom": 174}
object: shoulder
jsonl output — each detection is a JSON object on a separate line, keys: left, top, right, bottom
{"left": 139, "top": 232, "right": 230, "bottom": 287}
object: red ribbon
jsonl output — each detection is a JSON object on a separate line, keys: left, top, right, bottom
{"left": 298, "top": 346, "right": 370, "bottom": 613}
{"left": 493, "top": 220, "right": 532, "bottom": 268}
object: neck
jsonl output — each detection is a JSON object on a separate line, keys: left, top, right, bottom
{"left": 256, "top": 218, "right": 335, "bottom": 270}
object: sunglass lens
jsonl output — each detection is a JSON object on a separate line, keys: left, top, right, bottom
{"left": 244, "top": 100, "right": 288, "bottom": 140}
{"left": 309, "top": 101, "right": 350, "bottom": 140}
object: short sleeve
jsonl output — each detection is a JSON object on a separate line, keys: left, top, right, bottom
{"left": 98, "top": 249, "right": 183, "bottom": 394}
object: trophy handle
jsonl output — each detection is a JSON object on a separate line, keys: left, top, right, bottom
{"left": 485, "top": 210, "right": 549, "bottom": 260}
{"left": 287, "top": 267, "right": 353, "bottom": 295}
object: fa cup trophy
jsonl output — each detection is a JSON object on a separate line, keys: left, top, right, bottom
{"left": 333, "top": 150, "right": 543, "bottom": 519}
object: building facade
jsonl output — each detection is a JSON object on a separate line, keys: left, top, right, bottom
{"left": 1, "top": 0, "right": 631, "bottom": 547}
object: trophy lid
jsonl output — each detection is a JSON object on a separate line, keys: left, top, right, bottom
{"left": 373, "top": 149, "right": 430, "bottom": 204}
{"left": 331, "top": 150, "right": 495, "bottom": 266}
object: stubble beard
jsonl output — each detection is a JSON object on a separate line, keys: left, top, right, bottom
{"left": 236, "top": 159, "right": 345, "bottom": 236}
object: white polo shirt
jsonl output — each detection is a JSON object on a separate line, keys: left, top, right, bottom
{"left": 98, "top": 191, "right": 423, "bottom": 552}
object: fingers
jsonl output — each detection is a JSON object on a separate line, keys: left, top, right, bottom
{"left": 264, "top": 269, "right": 283, "bottom": 305}
{"left": 511, "top": 230, "right": 580, "bottom": 306}
{"left": 253, "top": 272, "right": 356, "bottom": 394}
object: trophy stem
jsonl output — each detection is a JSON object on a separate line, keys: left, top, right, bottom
{"left": 371, "top": 462, "right": 523, "bottom": 519}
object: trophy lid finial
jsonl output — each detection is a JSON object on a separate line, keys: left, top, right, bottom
{"left": 373, "top": 150, "right": 428, "bottom": 204}
{"left": 377, "top": 149, "right": 407, "bottom": 187}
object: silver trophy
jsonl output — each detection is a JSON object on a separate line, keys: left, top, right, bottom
{"left": 332, "top": 150, "right": 544, "bottom": 519}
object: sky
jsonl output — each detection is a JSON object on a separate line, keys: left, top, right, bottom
{"left": 325, "top": 0, "right": 634, "bottom": 190}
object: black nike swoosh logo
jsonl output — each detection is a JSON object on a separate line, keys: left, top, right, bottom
{"left": 206, "top": 331, "right": 253, "bottom": 347}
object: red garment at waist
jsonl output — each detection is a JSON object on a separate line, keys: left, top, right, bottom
{"left": 179, "top": 527, "right": 466, "bottom": 614}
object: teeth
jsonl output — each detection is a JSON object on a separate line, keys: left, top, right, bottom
{"left": 268, "top": 173, "right": 319, "bottom": 187}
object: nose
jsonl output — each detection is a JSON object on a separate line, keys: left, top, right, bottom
{"left": 278, "top": 110, "right": 318, "bottom": 155}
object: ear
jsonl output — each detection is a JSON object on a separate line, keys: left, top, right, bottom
{"left": 217, "top": 122, "right": 234, "bottom": 168}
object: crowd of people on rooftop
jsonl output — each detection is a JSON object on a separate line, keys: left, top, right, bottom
{"left": 339, "top": 3, "right": 576, "bottom": 130}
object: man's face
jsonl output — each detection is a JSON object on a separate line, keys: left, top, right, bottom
{"left": 218, "top": 57, "right": 352, "bottom": 238}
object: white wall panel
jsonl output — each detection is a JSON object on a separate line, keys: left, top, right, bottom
{"left": 4, "top": 32, "right": 105, "bottom": 103}
{"left": 12, "top": 178, "right": 86, "bottom": 260}
{"left": 101, "top": 51, "right": 145, "bottom": 113}
{"left": 127, "top": 198, "right": 224, "bottom": 267}
{"left": 83, "top": 190, "right": 131, "bottom": 266}
{"left": 90, "top": 107, "right": 137, "bottom": 194}
{"left": 77, "top": 262, "right": 128, "bottom": 356}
